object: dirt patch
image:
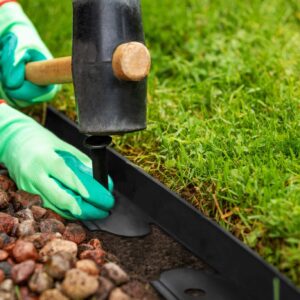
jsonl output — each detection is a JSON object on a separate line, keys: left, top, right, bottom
{"left": 88, "top": 225, "right": 208, "bottom": 281}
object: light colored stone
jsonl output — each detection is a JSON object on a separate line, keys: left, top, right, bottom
{"left": 109, "top": 288, "right": 131, "bottom": 300}
{"left": 102, "top": 263, "right": 129, "bottom": 285}
{"left": 29, "top": 271, "right": 54, "bottom": 294}
{"left": 44, "top": 252, "right": 73, "bottom": 279}
{"left": 0, "top": 279, "right": 13, "bottom": 292}
{"left": 15, "top": 208, "right": 34, "bottom": 222}
{"left": 16, "top": 220, "right": 38, "bottom": 237}
{"left": 62, "top": 268, "right": 99, "bottom": 299}
{"left": 0, "top": 291, "right": 14, "bottom": 300}
{"left": 24, "top": 232, "right": 62, "bottom": 249}
{"left": 40, "top": 289, "right": 69, "bottom": 300}
{"left": 31, "top": 205, "right": 47, "bottom": 221}
{"left": 76, "top": 259, "right": 99, "bottom": 276}
{"left": 40, "top": 239, "right": 77, "bottom": 262}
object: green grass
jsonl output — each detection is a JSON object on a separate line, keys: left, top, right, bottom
{"left": 20, "top": 0, "right": 300, "bottom": 285}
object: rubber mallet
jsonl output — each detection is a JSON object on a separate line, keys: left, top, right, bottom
{"left": 25, "top": 0, "right": 151, "bottom": 188}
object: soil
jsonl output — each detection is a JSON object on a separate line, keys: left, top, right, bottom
{"left": 89, "top": 225, "right": 208, "bottom": 282}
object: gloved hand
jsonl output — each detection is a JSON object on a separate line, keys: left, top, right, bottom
{"left": 0, "top": 1, "right": 59, "bottom": 107}
{"left": 0, "top": 102, "right": 115, "bottom": 220}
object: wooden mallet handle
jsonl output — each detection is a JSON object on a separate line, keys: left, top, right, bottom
{"left": 25, "top": 42, "right": 151, "bottom": 86}
{"left": 25, "top": 56, "right": 72, "bottom": 86}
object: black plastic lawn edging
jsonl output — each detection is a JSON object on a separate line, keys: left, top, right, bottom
{"left": 45, "top": 106, "right": 300, "bottom": 300}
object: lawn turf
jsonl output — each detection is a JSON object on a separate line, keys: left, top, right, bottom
{"left": 20, "top": 0, "right": 300, "bottom": 285}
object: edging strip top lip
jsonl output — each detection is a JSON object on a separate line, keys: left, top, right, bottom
{"left": 45, "top": 106, "right": 300, "bottom": 300}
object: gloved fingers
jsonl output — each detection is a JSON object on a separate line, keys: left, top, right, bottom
{"left": 42, "top": 195, "right": 109, "bottom": 221}
{"left": 55, "top": 150, "right": 115, "bottom": 211}
{"left": 48, "top": 178, "right": 110, "bottom": 220}
{"left": 0, "top": 34, "right": 46, "bottom": 88}
{"left": 42, "top": 200, "right": 76, "bottom": 220}
{"left": 49, "top": 154, "right": 89, "bottom": 198}
{"left": 0, "top": 33, "right": 58, "bottom": 106}
{"left": 55, "top": 145, "right": 114, "bottom": 193}
{"left": 35, "top": 175, "right": 83, "bottom": 217}
{"left": 5, "top": 80, "right": 57, "bottom": 105}
{"left": 0, "top": 33, "right": 23, "bottom": 88}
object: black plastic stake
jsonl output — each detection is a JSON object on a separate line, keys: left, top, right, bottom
{"left": 84, "top": 135, "right": 112, "bottom": 188}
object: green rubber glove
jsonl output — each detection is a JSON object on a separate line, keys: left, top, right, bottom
{"left": 0, "top": 1, "right": 59, "bottom": 107}
{"left": 0, "top": 103, "right": 115, "bottom": 220}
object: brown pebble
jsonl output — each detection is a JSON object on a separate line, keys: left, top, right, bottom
{"left": 12, "top": 191, "right": 42, "bottom": 210}
{"left": 12, "top": 240, "right": 38, "bottom": 262}
{"left": 0, "top": 250, "right": 8, "bottom": 261}
{"left": 62, "top": 268, "right": 99, "bottom": 299}
{"left": 40, "top": 289, "right": 69, "bottom": 300}
{"left": 0, "top": 175, "right": 16, "bottom": 192}
{"left": 3, "top": 240, "right": 16, "bottom": 255}
{"left": 44, "top": 252, "right": 73, "bottom": 279}
{"left": 0, "top": 269, "right": 5, "bottom": 284}
{"left": 63, "top": 223, "right": 86, "bottom": 244}
{"left": 11, "top": 260, "right": 35, "bottom": 284}
{"left": 6, "top": 258, "right": 15, "bottom": 265}
{"left": 102, "top": 263, "right": 129, "bottom": 285}
{"left": 121, "top": 280, "right": 155, "bottom": 299}
{"left": 35, "top": 263, "right": 44, "bottom": 272}
{"left": 15, "top": 208, "right": 34, "bottom": 222}
{"left": 29, "top": 271, "right": 54, "bottom": 293}
{"left": 40, "top": 218, "right": 65, "bottom": 234}
{"left": 0, "top": 190, "right": 9, "bottom": 210}
{"left": 92, "top": 277, "right": 114, "bottom": 300}
{"left": 80, "top": 248, "right": 105, "bottom": 265}
{"left": 16, "top": 220, "right": 38, "bottom": 237}
{"left": 40, "top": 239, "right": 77, "bottom": 262}
{"left": 88, "top": 238, "right": 102, "bottom": 249}
{"left": 45, "top": 210, "right": 66, "bottom": 224}
{"left": 109, "top": 288, "right": 131, "bottom": 300}
{"left": 76, "top": 259, "right": 99, "bottom": 276}
{"left": 0, "top": 213, "right": 18, "bottom": 235}
{"left": 20, "top": 286, "right": 39, "bottom": 300}
{"left": 78, "top": 243, "right": 94, "bottom": 255}
{"left": 31, "top": 206, "right": 47, "bottom": 221}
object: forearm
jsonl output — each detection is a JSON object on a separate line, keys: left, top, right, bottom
{"left": 0, "top": 101, "right": 38, "bottom": 161}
